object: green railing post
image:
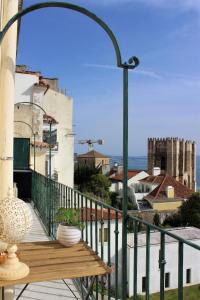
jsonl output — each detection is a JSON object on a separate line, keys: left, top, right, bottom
{"left": 159, "top": 233, "right": 165, "bottom": 300}
{"left": 145, "top": 226, "right": 150, "bottom": 300}
{"left": 178, "top": 242, "right": 184, "bottom": 300}
{"left": 49, "top": 121, "right": 52, "bottom": 179}
{"left": 122, "top": 65, "right": 129, "bottom": 300}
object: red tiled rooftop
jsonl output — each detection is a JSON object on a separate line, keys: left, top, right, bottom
{"left": 78, "top": 150, "right": 109, "bottom": 159}
{"left": 110, "top": 169, "right": 143, "bottom": 181}
{"left": 142, "top": 174, "right": 192, "bottom": 201}
{"left": 81, "top": 207, "right": 122, "bottom": 222}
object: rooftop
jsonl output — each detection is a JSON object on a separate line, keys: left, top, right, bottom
{"left": 81, "top": 207, "right": 122, "bottom": 221}
{"left": 77, "top": 150, "right": 109, "bottom": 159}
{"left": 127, "top": 227, "right": 200, "bottom": 248}
{"left": 140, "top": 174, "right": 192, "bottom": 201}
{"left": 110, "top": 169, "right": 144, "bottom": 182}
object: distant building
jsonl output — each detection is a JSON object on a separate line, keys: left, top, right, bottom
{"left": 127, "top": 227, "right": 200, "bottom": 296}
{"left": 109, "top": 168, "right": 149, "bottom": 195}
{"left": 14, "top": 65, "right": 74, "bottom": 187}
{"left": 139, "top": 168, "right": 192, "bottom": 212}
{"left": 148, "top": 137, "right": 196, "bottom": 190}
{"left": 77, "top": 150, "right": 110, "bottom": 174}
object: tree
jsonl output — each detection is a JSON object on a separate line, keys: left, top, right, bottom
{"left": 74, "top": 164, "right": 100, "bottom": 191}
{"left": 163, "top": 213, "right": 182, "bottom": 227}
{"left": 84, "top": 173, "right": 111, "bottom": 203}
{"left": 180, "top": 192, "right": 200, "bottom": 228}
{"left": 153, "top": 213, "right": 161, "bottom": 226}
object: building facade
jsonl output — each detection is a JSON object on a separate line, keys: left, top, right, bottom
{"left": 14, "top": 65, "right": 74, "bottom": 187}
{"left": 148, "top": 138, "right": 196, "bottom": 190}
{"left": 127, "top": 227, "right": 200, "bottom": 296}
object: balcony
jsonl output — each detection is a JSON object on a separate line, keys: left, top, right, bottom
{"left": 31, "top": 171, "right": 200, "bottom": 300}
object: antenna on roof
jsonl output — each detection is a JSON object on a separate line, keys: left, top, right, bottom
{"left": 78, "top": 139, "right": 104, "bottom": 151}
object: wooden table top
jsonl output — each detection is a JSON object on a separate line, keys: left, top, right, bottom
{"left": 0, "top": 240, "right": 111, "bottom": 287}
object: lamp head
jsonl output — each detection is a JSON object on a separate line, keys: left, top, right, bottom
{"left": 128, "top": 56, "right": 140, "bottom": 68}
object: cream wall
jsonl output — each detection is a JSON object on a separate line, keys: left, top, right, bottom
{"left": 43, "top": 89, "right": 74, "bottom": 187}
{"left": 152, "top": 201, "right": 182, "bottom": 211}
{"left": 14, "top": 72, "right": 74, "bottom": 187}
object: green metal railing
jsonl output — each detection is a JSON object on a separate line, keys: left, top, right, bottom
{"left": 32, "top": 171, "right": 200, "bottom": 300}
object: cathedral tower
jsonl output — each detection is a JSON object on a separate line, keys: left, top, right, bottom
{"left": 148, "top": 138, "right": 196, "bottom": 190}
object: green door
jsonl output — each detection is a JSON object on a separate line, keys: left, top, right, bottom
{"left": 14, "top": 138, "right": 30, "bottom": 170}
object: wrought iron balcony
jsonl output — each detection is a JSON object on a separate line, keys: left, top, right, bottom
{"left": 32, "top": 171, "right": 200, "bottom": 300}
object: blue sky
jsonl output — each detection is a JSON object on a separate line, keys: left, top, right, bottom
{"left": 17, "top": 0, "right": 200, "bottom": 156}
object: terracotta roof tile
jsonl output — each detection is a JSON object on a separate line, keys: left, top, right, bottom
{"left": 81, "top": 207, "right": 122, "bottom": 222}
{"left": 143, "top": 174, "right": 192, "bottom": 201}
{"left": 78, "top": 150, "right": 109, "bottom": 159}
{"left": 110, "top": 170, "right": 142, "bottom": 181}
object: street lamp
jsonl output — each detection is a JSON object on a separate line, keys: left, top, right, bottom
{"left": 1, "top": 3, "right": 139, "bottom": 297}
{"left": 15, "top": 101, "right": 53, "bottom": 179}
{"left": 14, "top": 120, "right": 37, "bottom": 172}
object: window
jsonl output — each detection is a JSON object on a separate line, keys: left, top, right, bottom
{"left": 165, "top": 272, "right": 170, "bottom": 288}
{"left": 142, "top": 277, "right": 146, "bottom": 292}
{"left": 99, "top": 228, "right": 108, "bottom": 243}
{"left": 186, "top": 269, "right": 191, "bottom": 284}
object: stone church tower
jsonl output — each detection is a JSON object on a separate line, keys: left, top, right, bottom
{"left": 148, "top": 138, "right": 196, "bottom": 190}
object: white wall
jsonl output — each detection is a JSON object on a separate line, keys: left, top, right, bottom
{"left": 14, "top": 72, "right": 74, "bottom": 187}
{"left": 128, "top": 240, "right": 200, "bottom": 296}
{"left": 110, "top": 171, "right": 149, "bottom": 193}
{"left": 15, "top": 73, "right": 38, "bottom": 103}
{"left": 43, "top": 89, "right": 74, "bottom": 187}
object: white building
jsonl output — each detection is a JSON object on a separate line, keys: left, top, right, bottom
{"left": 14, "top": 65, "right": 74, "bottom": 187}
{"left": 109, "top": 169, "right": 149, "bottom": 198}
{"left": 127, "top": 227, "right": 200, "bottom": 296}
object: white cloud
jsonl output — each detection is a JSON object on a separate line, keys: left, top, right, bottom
{"left": 83, "top": 63, "right": 200, "bottom": 84}
{"left": 83, "top": 63, "right": 162, "bottom": 79}
{"left": 86, "top": 0, "right": 200, "bottom": 13}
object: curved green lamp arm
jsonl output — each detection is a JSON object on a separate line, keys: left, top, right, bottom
{"left": 0, "top": 1, "right": 123, "bottom": 67}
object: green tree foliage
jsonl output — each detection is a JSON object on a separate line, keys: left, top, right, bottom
{"left": 153, "top": 213, "right": 161, "bottom": 226}
{"left": 74, "top": 164, "right": 100, "bottom": 191}
{"left": 84, "top": 173, "right": 111, "bottom": 203}
{"left": 163, "top": 192, "right": 200, "bottom": 228}
{"left": 180, "top": 192, "right": 200, "bottom": 228}
{"left": 163, "top": 213, "right": 182, "bottom": 227}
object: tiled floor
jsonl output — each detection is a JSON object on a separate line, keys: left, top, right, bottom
{"left": 14, "top": 204, "right": 81, "bottom": 300}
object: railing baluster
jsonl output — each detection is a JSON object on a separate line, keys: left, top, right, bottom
{"left": 95, "top": 202, "right": 98, "bottom": 255}
{"left": 145, "top": 226, "right": 150, "bottom": 300}
{"left": 100, "top": 204, "right": 104, "bottom": 300}
{"left": 65, "top": 186, "right": 68, "bottom": 208}
{"left": 81, "top": 195, "right": 84, "bottom": 240}
{"left": 70, "top": 188, "right": 73, "bottom": 208}
{"left": 115, "top": 211, "right": 119, "bottom": 300}
{"left": 133, "top": 221, "right": 138, "bottom": 300}
{"left": 68, "top": 187, "right": 71, "bottom": 208}
{"left": 178, "top": 241, "right": 184, "bottom": 300}
{"left": 107, "top": 208, "right": 111, "bottom": 300}
{"left": 90, "top": 199, "right": 93, "bottom": 249}
{"left": 78, "top": 193, "right": 80, "bottom": 210}
{"left": 86, "top": 197, "right": 88, "bottom": 244}
{"left": 160, "top": 232, "right": 165, "bottom": 300}
{"left": 74, "top": 190, "right": 77, "bottom": 209}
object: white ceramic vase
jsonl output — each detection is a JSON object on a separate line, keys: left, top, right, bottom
{"left": 56, "top": 224, "right": 81, "bottom": 247}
